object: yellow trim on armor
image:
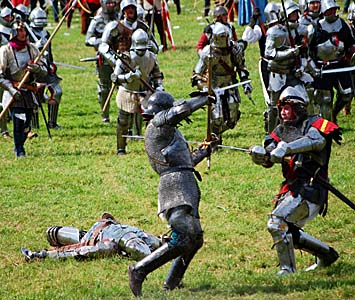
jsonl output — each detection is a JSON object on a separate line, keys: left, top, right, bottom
{"left": 320, "top": 119, "right": 328, "bottom": 132}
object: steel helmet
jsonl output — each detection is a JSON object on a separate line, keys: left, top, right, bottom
{"left": 29, "top": 7, "right": 48, "bottom": 28}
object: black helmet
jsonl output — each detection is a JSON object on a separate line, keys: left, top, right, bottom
{"left": 142, "top": 91, "right": 175, "bottom": 119}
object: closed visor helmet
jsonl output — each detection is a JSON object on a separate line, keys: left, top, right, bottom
{"left": 277, "top": 86, "right": 309, "bottom": 107}
{"left": 213, "top": 5, "right": 228, "bottom": 18}
{"left": 264, "top": 2, "right": 280, "bottom": 25}
{"left": 131, "top": 28, "right": 148, "bottom": 50}
{"left": 285, "top": 0, "right": 300, "bottom": 18}
{"left": 321, "top": 0, "right": 339, "bottom": 14}
{"left": 120, "top": 0, "right": 137, "bottom": 12}
{"left": 211, "top": 22, "right": 230, "bottom": 48}
{"left": 100, "top": 0, "right": 118, "bottom": 14}
{"left": 9, "top": 20, "right": 26, "bottom": 40}
{"left": 142, "top": 91, "right": 175, "bottom": 118}
{"left": 29, "top": 7, "right": 48, "bottom": 28}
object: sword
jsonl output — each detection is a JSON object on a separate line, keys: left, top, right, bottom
{"left": 310, "top": 169, "right": 355, "bottom": 211}
{"left": 79, "top": 57, "right": 98, "bottom": 62}
{"left": 53, "top": 61, "right": 86, "bottom": 70}
{"left": 321, "top": 66, "right": 355, "bottom": 75}
{"left": 212, "top": 80, "right": 251, "bottom": 94}
{"left": 122, "top": 135, "right": 250, "bottom": 152}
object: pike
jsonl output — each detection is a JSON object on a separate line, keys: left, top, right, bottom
{"left": 0, "top": 0, "right": 79, "bottom": 122}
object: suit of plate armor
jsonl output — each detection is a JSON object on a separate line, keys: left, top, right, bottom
{"left": 299, "top": 0, "right": 321, "bottom": 115}
{"left": 196, "top": 6, "right": 238, "bottom": 57}
{"left": 250, "top": 87, "right": 341, "bottom": 275}
{"left": 343, "top": 3, "right": 355, "bottom": 115}
{"left": 309, "top": 0, "right": 355, "bottom": 122}
{"left": 111, "top": 28, "right": 163, "bottom": 154}
{"left": 138, "top": 0, "right": 167, "bottom": 51}
{"left": 0, "top": 7, "right": 13, "bottom": 138}
{"left": 0, "top": 20, "right": 47, "bottom": 157}
{"left": 29, "top": 7, "right": 63, "bottom": 129}
{"left": 98, "top": 0, "right": 159, "bottom": 64}
{"left": 128, "top": 91, "right": 214, "bottom": 297}
{"left": 21, "top": 213, "right": 162, "bottom": 261}
{"left": 264, "top": 0, "right": 310, "bottom": 133}
{"left": 85, "top": 0, "right": 120, "bottom": 122}
{"left": 192, "top": 22, "right": 251, "bottom": 142}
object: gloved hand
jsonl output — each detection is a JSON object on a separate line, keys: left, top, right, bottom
{"left": 250, "top": 145, "right": 267, "bottom": 165}
{"left": 249, "top": 7, "right": 261, "bottom": 28}
{"left": 310, "top": 67, "right": 321, "bottom": 78}
{"left": 270, "top": 141, "right": 289, "bottom": 163}
{"left": 34, "top": 38, "right": 45, "bottom": 50}
{"left": 26, "top": 62, "right": 42, "bottom": 74}
{"left": 10, "top": 87, "right": 22, "bottom": 102}
{"left": 111, "top": 72, "right": 118, "bottom": 83}
{"left": 295, "top": 66, "right": 304, "bottom": 78}
{"left": 243, "top": 82, "right": 253, "bottom": 94}
{"left": 124, "top": 68, "right": 141, "bottom": 83}
{"left": 200, "top": 133, "right": 219, "bottom": 154}
{"left": 155, "top": 85, "right": 164, "bottom": 91}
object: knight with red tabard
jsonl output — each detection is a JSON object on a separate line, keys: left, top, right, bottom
{"left": 250, "top": 86, "right": 342, "bottom": 275}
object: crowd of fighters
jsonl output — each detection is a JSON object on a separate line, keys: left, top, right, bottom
{"left": 0, "top": 0, "right": 353, "bottom": 297}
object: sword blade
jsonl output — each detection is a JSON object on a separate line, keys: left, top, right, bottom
{"left": 321, "top": 66, "right": 355, "bottom": 75}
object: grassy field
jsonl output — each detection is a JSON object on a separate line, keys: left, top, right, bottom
{"left": 1, "top": 1, "right": 355, "bottom": 299}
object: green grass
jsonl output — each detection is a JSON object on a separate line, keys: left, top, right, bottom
{"left": 1, "top": 1, "right": 355, "bottom": 299}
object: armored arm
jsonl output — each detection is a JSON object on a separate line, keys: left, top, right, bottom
{"left": 85, "top": 18, "right": 101, "bottom": 49}
{"left": 153, "top": 96, "right": 210, "bottom": 127}
{"left": 270, "top": 127, "right": 326, "bottom": 163}
{"left": 98, "top": 21, "right": 119, "bottom": 66}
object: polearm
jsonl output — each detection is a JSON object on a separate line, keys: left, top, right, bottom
{"left": 0, "top": 0, "right": 79, "bottom": 122}
{"left": 97, "top": 47, "right": 155, "bottom": 112}
{"left": 249, "top": 0, "right": 267, "bottom": 36}
{"left": 206, "top": 43, "right": 213, "bottom": 169}
{"left": 280, "top": 0, "right": 295, "bottom": 48}
{"left": 113, "top": 50, "right": 155, "bottom": 93}
{"left": 102, "top": 82, "right": 116, "bottom": 113}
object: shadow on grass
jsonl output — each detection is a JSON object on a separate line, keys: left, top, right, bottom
{"left": 188, "top": 262, "right": 355, "bottom": 297}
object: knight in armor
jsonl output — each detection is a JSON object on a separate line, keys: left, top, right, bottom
{"left": 192, "top": 22, "right": 252, "bottom": 143}
{"left": 85, "top": 0, "right": 120, "bottom": 123}
{"left": 128, "top": 91, "right": 217, "bottom": 297}
{"left": 299, "top": 0, "right": 322, "bottom": 115}
{"left": 264, "top": 0, "right": 311, "bottom": 134}
{"left": 98, "top": 0, "right": 159, "bottom": 65}
{"left": 29, "top": 7, "right": 63, "bottom": 129}
{"left": 242, "top": 5, "right": 270, "bottom": 129}
{"left": 343, "top": 4, "right": 355, "bottom": 116}
{"left": 138, "top": 0, "right": 168, "bottom": 52}
{"left": 308, "top": 0, "right": 355, "bottom": 123}
{"left": 250, "top": 86, "right": 341, "bottom": 275}
{"left": 0, "top": 7, "right": 13, "bottom": 139}
{"left": 111, "top": 28, "right": 163, "bottom": 155}
{"left": 21, "top": 213, "right": 162, "bottom": 261}
{"left": 196, "top": 5, "right": 238, "bottom": 57}
{"left": 0, "top": 20, "right": 47, "bottom": 157}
